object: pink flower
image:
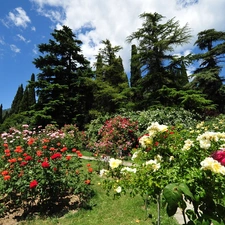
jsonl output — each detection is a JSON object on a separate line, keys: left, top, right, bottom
{"left": 211, "top": 150, "right": 225, "bottom": 165}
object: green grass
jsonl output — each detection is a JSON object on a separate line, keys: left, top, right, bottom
{"left": 19, "top": 159, "right": 179, "bottom": 225}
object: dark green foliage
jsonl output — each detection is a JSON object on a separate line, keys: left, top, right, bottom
{"left": 10, "top": 84, "right": 24, "bottom": 114}
{"left": 189, "top": 29, "right": 225, "bottom": 113}
{"left": 33, "top": 25, "right": 93, "bottom": 128}
{"left": 92, "top": 39, "right": 132, "bottom": 115}
{"left": 127, "top": 12, "right": 191, "bottom": 92}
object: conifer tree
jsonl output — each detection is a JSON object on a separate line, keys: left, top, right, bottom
{"left": 190, "top": 29, "right": 225, "bottom": 112}
{"left": 130, "top": 44, "right": 142, "bottom": 87}
{"left": 126, "top": 12, "right": 191, "bottom": 107}
{"left": 33, "top": 25, "right": 93, "bottom": 128}
{"left": 11, "top": 84, "right": 24, "bottom": 114}
{"left": 93, "top": 39, "right": 131, "bottom": 114}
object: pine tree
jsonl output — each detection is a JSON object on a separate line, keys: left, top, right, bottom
{"left": 33, "top": 25, "right": 93, "bottom": 128}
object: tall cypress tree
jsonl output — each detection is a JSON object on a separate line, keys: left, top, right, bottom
{"left": 92, "top": 39, "right": 131, "bottom": 114}
{"left": 33, "top": 25, "right": 93, "bottom": 128}
{"left": 11, "top": 84, "right": 24, "bottom": 114}
{"left": 130, "top": 44, "right": 142, "bottom": 87}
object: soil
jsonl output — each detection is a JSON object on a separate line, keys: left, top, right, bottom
{"left": 0, "top": 194, "right": 80, "bottom": 225}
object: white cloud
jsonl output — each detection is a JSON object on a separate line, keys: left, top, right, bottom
{"left": 17, "top": 34, "right": 31, "bottom": 43}
{"left": 7, "top": 7, "right": 31, "bottom": 28}
{"left": 31, "top": 26, "right": 36, "bottom": 31}
{"left": 10, "top": 44, "right": 21, "bottom": 53}
{"left": 30, "top": 0, "right": 225, "bottom": 73}
{"left": 0, "top": 37, "right": 5, "bottom": 45}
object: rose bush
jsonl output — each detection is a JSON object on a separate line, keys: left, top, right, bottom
{"left": 89, "top": 115, "right": 139, "bottom": 158}
{"left": 101, "top": 121, "right": 225, "bottom": 225}
{"left": 0, "top": 124, "right": 94, "bottom": 215}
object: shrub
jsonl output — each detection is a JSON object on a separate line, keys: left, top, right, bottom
{"left": 0, "top": 124, "right": 94, "bottom": 215}
{"left": 90, "top": 116, "right": 139, "bottom": 157}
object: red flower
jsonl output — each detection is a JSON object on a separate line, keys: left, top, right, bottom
{"left": 41, "top": 161, "right": 50, "bottom": 168}
{"left": 87, "top": 163, "right": 91, "bottom": 167}
{"left": 88, "top": 168, "right": 93, "bottom": 173}
{"left": 85, "top": 179, "right": 91, "bottom": 185}
{"left": 42, "top": 145, "right": 48, "bottom": 149}
{"left": 49, "top": 147, "right": 55, "bottom": 151}
{"left": 25, "top": 155, "right": 32, "bottom": 161}
{"left": 4, "top": 149, "right": 10, "bottom": 154}
{"left": 36, "top": 150, "right": 43, "bottom": 157}
{"left": 30, "top": 180, "right": 38, "bottom": 189}
{"left": 212, "top": 150, "right": 225, "bottom": 165}
{"left": 51, "top": 153, "right": 62, "bottom": 160}
{"left": 60, "top": 147, "right": 67, "bottom": 152}
{"left": 20, "top": 161, "right": 28, "bottom": 167}
{"left": 27, "top": 138, "right": 35, "bottom": 145}
{"left": 1, "top": 170, "right": 9, "bottom": 176}
{"left": 4, "top": 175, "right": 11, "bottom": 181}
{"left": 8, "top": 158, "right": 17, "bottom": 163}
{"left": 66, "top": 156, "right": 72, "bottom": 161}
{"left": 3, "top": 143, "right": 8, "bottom": 148}
{"left": 71, "top": 148, "right": 77, "bottom": 152}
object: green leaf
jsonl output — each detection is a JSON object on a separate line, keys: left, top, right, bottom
{"left": 163, "top": 183, "right": 183, "bottom": 207}
{"left": 166, "top": 203, "right": 178, "bottom": 217}
{"left": 178, "top": 183, "right": 194, "bottom": 199}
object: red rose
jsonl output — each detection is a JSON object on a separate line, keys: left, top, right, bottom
{"left": 30, "top": 180, "right": 38, "bottom": 189}
{"left": 25, "top": 155, "right": 32, "bottom": 161}
{"left": 41, "top": 161, "right": 50, "bottom": 168}
{"left": 51, "top": 153, "right": 62, "bottom": 160}
{"left": 20, "top": 161, "right": 28, "bottom": 167}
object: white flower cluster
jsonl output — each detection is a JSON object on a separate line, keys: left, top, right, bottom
{"left": 139, "top": 122, "right": 168, "bottom": 148}
{"left": 145, "top": 159, "right": 161, "bottom": 172}
{"left": 121, "top": 167, "right": 137, "bottom": 174}
{"left": 200, "top": 157, "right": 225, "bottom": 175}
{"left": 109, "top": 158, "right": 122, "bottom": 169}
{"left": 147, "top": 122, "right": 168, "bottom": 136}
{"left": 197, "top": 131, "right": 225, "bottom": 150}
{"left": 182, "top": 139, "right": 194, "bottom": 151}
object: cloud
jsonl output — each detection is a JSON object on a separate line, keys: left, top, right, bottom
{"left": 0, "top": 37, "right": 5, "bottom": 45}
{"left": 31, "top": 26, "right": 36, "bottom": 31}
{"left": 17, "top": 34, "right": 31, "bottom": 43}
{"left": 10, "top": 44, "right": 21, "bottom": 53}
{"left": 7, "top": 7, "right": 31, "bottom": 28}
{"left": 30, "top": 0, "right": 225, "bottom": 73}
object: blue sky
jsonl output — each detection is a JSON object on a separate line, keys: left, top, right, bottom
{"left": 0, "top": 0, "right": 225, "bottom": 109}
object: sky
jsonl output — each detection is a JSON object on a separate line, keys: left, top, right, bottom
{"left": 0, "top": 0, "right": 225, "bottom": 109}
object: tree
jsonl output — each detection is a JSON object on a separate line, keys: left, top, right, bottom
{"left": 130, "top": 44, "right": 142, "bottom": 88}
{"left": 33, "top": 25, "right": 93, "bottom": 128}
{"left": 189, "top": 29, "right": 225, "bottom": 112}
{"left": 92, "top": 39, "right": 131, "bottom": 115}
{"left": 126, "top": 12, "right": 192, "bottom": 105}
{"left": 11, "top": 84, "right": 24, "bottom": 114}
